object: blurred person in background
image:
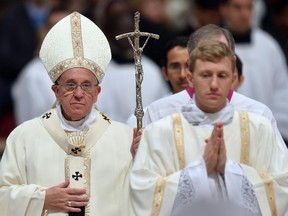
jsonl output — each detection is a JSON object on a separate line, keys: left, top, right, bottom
{"left": 12, "top": 8, "right": 70, "bottom": 125}
{"left": 161, "top": 36, "right": 191, "bottom": 94}
{"left": 220, "top": 0, "right": 288, "bottom": 145}
{"left": 178, "top": 0, "right": 222, "bottom": 37}
{"left": 128, "top": 0, "right": 175, "bottom": 66}
{"left": 96, "top": 0, "right": 170, "bottom": 123}
{"left": 0, "top": 0, "right": 51, "bottom": 122}
{"left": 0, "top": 0, "right": 52, "bottom": 141}
{"left": 261, "top": 0, "right": 288, "bottom": 65}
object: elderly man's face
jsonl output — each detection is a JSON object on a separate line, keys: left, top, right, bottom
{"left": 192, "top": 57, "right": 234, "bottom": 113}
{"left": 52, "top": 68, "right": 101, "bottom": 121}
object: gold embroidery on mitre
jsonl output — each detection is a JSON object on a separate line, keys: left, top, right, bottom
{"left": 239, "top": 112, "right": 250, "bottom": 165}
{"left": 259, "top": 172, "right": 277, "bottom": 216}
{"left": 49, "top": 58, "right": 104, "bottom": 83}
{"left": 48, "top": 12, "right": 105, "bottom": 83}
{"left": 151, "top": 177, "right": 167, "bottom": 216}
{"left": 172, "top": 113, "right": 185, "bottom": 169}
{"left": 71, "top": 12, "right": 83, "bottom": 58}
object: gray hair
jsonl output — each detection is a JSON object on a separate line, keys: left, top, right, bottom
{"left": 187, "top": 24, "right": 235, "bottom": 54}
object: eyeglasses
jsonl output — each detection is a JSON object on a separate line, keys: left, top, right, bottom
{"left": 57, "top": 82, "right": 97, "bottom": 92}
{"left": 168, "top": 63, "right": 189, "bottom": 73}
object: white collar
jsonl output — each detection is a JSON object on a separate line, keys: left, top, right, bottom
{"left": 181, "top": 99, "right": 234, "bottom": 126}
{"left": 56, "top": 102, "right": 97, "bottom": 132}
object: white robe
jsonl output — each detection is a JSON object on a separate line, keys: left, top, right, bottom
{"left": 130, "top": 112, "right": 288, "bottom": 215}
{"left": 0, "top": 108, "right": 135, "bottom": 216}
{"left": 143, "top": 89, "right": 287, "bottom": 151}
{"left": 236, "top": 28, "right": 288, "bottom": 140}
{"left": 12, "top": 57, "right": 55, "bottom": 125}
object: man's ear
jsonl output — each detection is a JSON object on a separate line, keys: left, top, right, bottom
{"left": 187, "top": 71, "right": 195, "bottom": 89}
{"left": 96, "top": 85, "right": 101, "bottom": 94}
{"left": 94, "top": 85, "right": 101, "bottom": 103}
{"left": 187, "top": 71, "right": 194, "bottom": 86}
{"left": 232, "top": 71, "right": 237, "bottom": 83}
{"left": 161, "top": 67, "right": 169, "bottom": 81}
{"left": 51, "top": 84, "right": 59, "bottom": 99}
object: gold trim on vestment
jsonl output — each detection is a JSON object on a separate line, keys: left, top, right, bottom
{"left": 41, "top": 108, "right": 111, "bottom": 216}
{"left": 172, "top": 113, "right": 185, "bottom": 169}
{"left": 239, "top": 112, "right": 250, "bottom": 165}
{"left": 83, "top": 158, "right": 91, "bottom": 197}
{"left": 259, "top": 172, "right": 277, "bottom": 216}
{"left": 239, "top": 112, "right": 277, "bottom": 215}
{"left": 67, "top": 129, "right": 88, "bottom": 156}
{"left": 151, "top": 177, "right": 167, "bottom": 216}
{"left": 64, "top": 157, "right": 91, "bottom": 196}
{"left": 84, "top": 158, "right": 91, "bottom": 216}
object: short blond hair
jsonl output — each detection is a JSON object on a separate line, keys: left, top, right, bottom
{"left": 189, "top": 40, "right": 235, "bottom": 73}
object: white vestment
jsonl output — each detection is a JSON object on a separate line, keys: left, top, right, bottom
{"left": 0, "top": 108, "right": 135, "bottom": 216}
{"left": 143, "top": 88, "right": 287, "bottom": 150}
{"left": 12, "top": 57, "right": 55, "bottom": 125}
{"left": 130, "top": 111, "right": 288, "bottom": 215}
{"left": 96, "top": 56, "right": 170, "bottom": 123}
{"left": 236, "top": 28, "right": 288, "bottom": 140}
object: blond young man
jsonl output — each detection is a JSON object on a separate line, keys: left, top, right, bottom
{"left": 130, "top": 41, "right": 288, "bottom": 215}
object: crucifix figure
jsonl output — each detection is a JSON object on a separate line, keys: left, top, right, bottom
{"left": 116, "top": 11, "right": 159, "bottom": 130}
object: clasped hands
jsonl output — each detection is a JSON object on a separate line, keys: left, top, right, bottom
{"left": 203, "top": 122, "right": 227, "bottom": 175}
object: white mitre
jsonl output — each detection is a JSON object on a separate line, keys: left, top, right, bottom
{"left": 39, "top": 11, "right": 111, "bottom": 83}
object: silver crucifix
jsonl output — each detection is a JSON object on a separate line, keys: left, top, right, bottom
{"left": 116, "top": 11, "right": 159, "bottom": 130}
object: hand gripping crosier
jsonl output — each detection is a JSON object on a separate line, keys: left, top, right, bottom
{"left": 115, "top": 11, "right": 159, "bottom": 130}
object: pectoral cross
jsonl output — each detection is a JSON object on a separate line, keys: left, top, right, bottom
{"left": 116, "top": 11, "right": 159, "bottom": 130}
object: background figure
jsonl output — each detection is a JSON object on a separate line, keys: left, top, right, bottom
{"left": 165, "top": 0, "right": 190, "bottom": 32}
{"left": 261, "top": 0, "right": 288, "bottom": 65}
{"left": 0, "top": 0, "right": 51, "bottom": 132}
{"left": 12, "top": 9, "right": 70, "bottom": 125}
{"left": 128, "top": 0, "right": 175, "bottom": 66}
{"left": 220, "top": 0, "right": 288, "bottom": 143}
{"left": 178, "top": 0, "right": 223, "bottom": 36}
{"left": 96, "top": 0, "right": 170, "bottom": 123}
{"left": 161, "top": 36, "right": 191, "bottom": 94}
